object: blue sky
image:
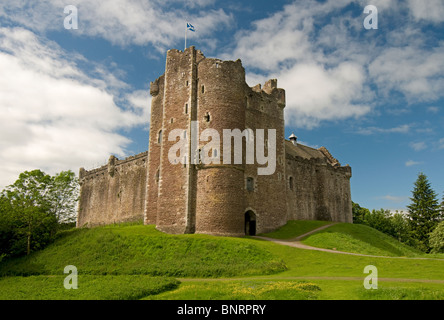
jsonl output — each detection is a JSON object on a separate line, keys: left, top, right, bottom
{"left": 0, "top": 0, "right": 443, "bottom": 212}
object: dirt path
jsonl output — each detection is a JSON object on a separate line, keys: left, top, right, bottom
{"left": 254, "top": 223, "right": 444, "bottom": 261}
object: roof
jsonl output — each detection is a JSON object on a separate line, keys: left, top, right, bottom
{"left": 285, "top": 140, "right": 340, "bottom": 166}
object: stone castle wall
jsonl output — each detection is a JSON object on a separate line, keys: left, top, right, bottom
{"left": 244, "top": 80, "right": 287, "bottom": 234}
{"left": 285, "top": 142, "right": 352, "bottom": 223}
{"left": 77, "top": 152, "right": 147, "bottom": 227}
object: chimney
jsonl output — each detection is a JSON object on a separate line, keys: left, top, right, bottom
{"left": 289, "top": 133, "right": 297, "bottom": 146}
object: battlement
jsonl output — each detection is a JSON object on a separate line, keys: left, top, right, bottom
{"left": 79, "top": 151, "right": 148, "bottom": 181}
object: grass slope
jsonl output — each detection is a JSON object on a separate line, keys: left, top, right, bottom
{"left": 0, "top": 224, "right": 286, "bottom": 278}
{"left": 260, "top": 220, "right": 332, "bottom": 239}
{"left": 301, "top": 223, "right": 424, "bottom": 257}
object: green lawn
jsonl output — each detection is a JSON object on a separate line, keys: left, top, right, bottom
{"left": 301, "top": 223, "right": 424, "bottom": 257}
{"left": 0, "top": 275, "right": 179, "bottom": 300}
{"left": 1, "top": 221, "right": 444, "bottom": 300}
{"left": 146, "top": 279, "right": 321, "bottom": 300}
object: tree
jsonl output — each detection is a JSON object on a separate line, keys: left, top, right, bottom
{"left": 48, "top": 170, "right": 79, "bottom": 225}
{"left": 407, "top": 173, "right": 443, "bottom": 252}
{"left": 352, "top": 201, "right": 370, "bottom": 224}
{"left": 441, "top": 194, "right": 444, "bottom": 217}
{"left": 364, "top": 208, "right": 394, "bottom": 235}
{"left": 2, "top": 170, "right": 57, "bottom": 255}
{"left": 0, "top": 169, "right": 79, "bottom": 257}
{"left": 429, "top": 221, "right": 444, "bottom": 254}
{"left": 390, "top": 211, "right": 411, "bottom": 243}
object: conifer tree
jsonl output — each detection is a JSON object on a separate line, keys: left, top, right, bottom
{"left": 407, "top": 173, "right": 442, "bottom": 251}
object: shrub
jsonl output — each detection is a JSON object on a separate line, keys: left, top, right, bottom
{"left": 429, "top": 221, "right": 444, "bottom": 254}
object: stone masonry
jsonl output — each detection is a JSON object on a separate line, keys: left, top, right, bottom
{"left": 77, "top": 47, "right": 353, "bottom": 235}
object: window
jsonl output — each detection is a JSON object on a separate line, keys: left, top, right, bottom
{"left": 185, "top": 103, "right": 188, "bottom": 114}
{"left": 157, "top": 130, "right": 162, "bottom": 144}
{"left": 201, "top": 85, "right": 205, "bottom": 94}
{"left": 246, "top": 177, "right": 254, "bottom": 192}
{"left": 204, "top": 112, "right": 211, "bottom": 122}
{"left": 289, "top": 176, "right": 294, "bottom": 190}
{"left": 186, "top": 80, "right": 189, "bottom": 86}
{"left": 155, "top": 169, "right": 160, "bottom": 183}
{"left": 197, "top": 148, "right": 202, "bottom": 164}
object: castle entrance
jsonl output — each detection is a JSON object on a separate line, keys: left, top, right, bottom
{"left": 245, "top": 211, "right": 256, "bottom": 236}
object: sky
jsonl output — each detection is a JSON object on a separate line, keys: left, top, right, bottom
{"left": 0, "top": 0, "right": 443, "bottom": 212}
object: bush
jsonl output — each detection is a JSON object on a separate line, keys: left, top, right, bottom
{"left": 429, "top": 221, "right": 444, "bottom": 254}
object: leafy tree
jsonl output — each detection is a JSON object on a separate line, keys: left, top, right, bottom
{"left": 429, "top": 221, "right": 444, "bottom": 253}
{"left": 407, "top": 173, "right": 443, "bottom": 252}
{"left": 2, "top": 170, "right": 57, "bottom": 256}
{"left": 441, "top": 194, "right": 444, "bottom": 217}
{"left": 352, "top": 202, "right": 370, "bottom": 224}
{"left": 390, "top": 211, "right": 412, "bottom": 244}
{"left": 0, "top": 169, "right": 79, "bottom": 257}
{"left": 363, "top": 208, "right": 394, "bottom": 235}
{"left": 48, "top": 170, "right": 79, "bottom": 224}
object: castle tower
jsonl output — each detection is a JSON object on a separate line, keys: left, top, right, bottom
{"left": 193, "top": 56, "right": 248, "bottom": 236}
{"left": 144, "top": 47, "right": 288, "bottom": 236}
{"left": 145, "top": 46, "right": 202, "bottom": 234}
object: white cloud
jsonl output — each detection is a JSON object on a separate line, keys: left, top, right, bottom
{"left": 357, "top": 124, "right": 411, "bottom": 135}
{"left": 381, "top": 195, "right": 408, "bottom": 203}
{"left": 223, "top": 0, "right": 444, "bottom": 128}
{"left": 369, "top": 45, "right": 444, "bottom": 103}
{"left": 0, "top": 27, "right": 148, "bottom": 189}
{"left": 410, "top": 141, "right": 427, "bottom": 151}
{"left": 0, "top": 0, "right": 233, "bottom": 50}
{"left": 223, "top": 0, "right": 372, "bottom": 128}
{"left": 279, "top": 62, "right": 371, "bottom": 128}
{"left": 407, "top": 0, "right": 444, "bottom": 23}
{"left": 427, "top": 106, "right": 440, "bottom": 113}
{"left": 405, "top": 160, "right": 423, "bottom": 167}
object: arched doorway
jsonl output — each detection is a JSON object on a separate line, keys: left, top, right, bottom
{"left": 245, "top": 211, "right": 256, "bottom": 236}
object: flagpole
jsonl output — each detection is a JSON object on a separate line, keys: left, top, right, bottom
{"left": 185, "top": 23, "right": 187, "bottom": 50}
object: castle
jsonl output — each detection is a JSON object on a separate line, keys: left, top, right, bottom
{"left": 77, "top": 47, "right": 353, "bottom": 236}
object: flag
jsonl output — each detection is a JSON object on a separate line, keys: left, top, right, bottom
{"left": 187, "top": 23, "right": 195, "bottom": 32}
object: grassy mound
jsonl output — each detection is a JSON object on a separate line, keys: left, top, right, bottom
{"left": 260, "top": 220, "right": 332, "bottom": 239}
{"left": 302, "top": 223, "right": 423, "bottom": 257}
{"left": 0, "top": 224, "right": 286, "bottom": 278}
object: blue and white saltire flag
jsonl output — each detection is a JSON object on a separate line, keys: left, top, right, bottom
{"left": 187, "top": 23, "right": 195, "bottom": 32}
